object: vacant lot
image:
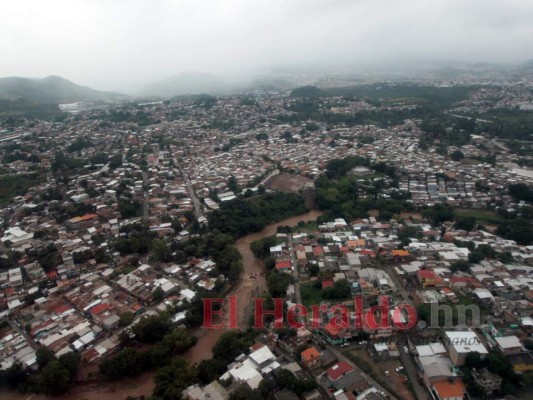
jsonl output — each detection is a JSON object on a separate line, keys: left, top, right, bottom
{"left": 300, "top": 282, "right": 322, "bottom": 308}
{"left": 265, "top": 173, "right": 314, "bottom": 193}
{"left": 348, "top": 348, "right": 415, "bottom": 400}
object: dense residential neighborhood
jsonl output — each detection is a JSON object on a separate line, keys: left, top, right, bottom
{"left": 0, "top": 75, "right": 533, "bottom": 400}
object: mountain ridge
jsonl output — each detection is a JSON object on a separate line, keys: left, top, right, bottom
{"left": 0, "top": 75, "right": 125, "bottom": 104}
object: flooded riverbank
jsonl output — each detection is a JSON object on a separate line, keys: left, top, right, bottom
{"left": 1, "top": 210, "right": 323, "bottom": 400}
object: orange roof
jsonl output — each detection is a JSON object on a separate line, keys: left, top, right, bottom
{"left": 301, "top": 347, "right": 320, "bottom": 362}
{"left": 275, "top": 260, "right": 292, "bottom": 270}
{"left": 391, "top": 249, "right": 410, "bottom": 257}
{"left": 67, "top": 213, "right": 98, "bottom": 223}
{"left": 433, "top": 380, "right": 465, "bottom": 399}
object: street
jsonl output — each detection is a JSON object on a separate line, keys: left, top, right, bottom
{"left": 397, "top": 344, "right": 430, "bottom": 400}
{"left": 173, "top": 157, "right": 203, "bottom": 220}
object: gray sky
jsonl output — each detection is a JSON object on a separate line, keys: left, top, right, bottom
{"left": 1, "top": 0, "right": 532, "bottom": 92}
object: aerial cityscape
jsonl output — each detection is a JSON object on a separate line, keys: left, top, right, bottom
{"left": 1, "top": 2, "right": 533, "bottom": 400}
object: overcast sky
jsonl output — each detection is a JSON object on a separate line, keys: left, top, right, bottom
{"left": 1, "top": 0, "right": 532, "bottom": 92}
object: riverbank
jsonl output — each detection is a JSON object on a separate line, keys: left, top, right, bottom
{"left": 1, "top": 210, "right": 323, "bottom": 400}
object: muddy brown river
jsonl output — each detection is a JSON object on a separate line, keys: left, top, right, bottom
{"left": 2, "top": 210, "right": 322, "bottom": 400}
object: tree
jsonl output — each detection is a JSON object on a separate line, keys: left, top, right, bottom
{"left": 450, "top": 150, "right": 464, "bottom": 161}
{"left": 250, "top": 236, "right": 279, "bottom": 259}
{"left": 152, "top": 286, "right": 165, "bottom": 302}
{"left": 99, "top": 348, "right": 146, "bottom": 380}
{"left": 119, "top": 311, "right": 135, "bottom": 327}
{"left": 423, "top": 204, "right": 454, "bottom": 225}
{"left": 322, "top": 279, "right": 351, "bottom": 300}
{"left": 255, "top": 132, "right": 268, "bottom": 141}
{"left": 267, "top": 271, "right": 291, "bottom": 298}
{"left": 133, "top": 312, "right": 172, "bottom": 342}
{"left": 508, "top": 183, "right": 533, "bottom": 202}
{"left": 39, "top": 360, "right": 71, "bottom": 395}
{"left": 228, "top": 175, "right": 239, "bottom": 193}
{"left": 212, "top": 332, "right": 253, "bottom": 364}
{"left": 308, "top": 264, "right": 319, "bottom": 276}
{"left": 228, "top": 384, "right": 265, "bottom": 400}
{"left": 153, "top": 359, "right": 197, "bottom": 400}
{"left": 108, "top": 154, "right": 123, "bottom": 169}
{"left": 455, "top": 217, "right": 476, "bottom": 231}
{"left": 151, "top": 239, "right": 171, "bottom": 262}
{"left": 58, "top": 351, "right": 81, "bottom": 378}
{"left": 450, "top": 260, "right": 470, "bottom": 273}
{"left": 36, "top": 346, "right": 55, "bottom": 369}
{"left": 464, "top": 351, "right": 482, "bottom": 369}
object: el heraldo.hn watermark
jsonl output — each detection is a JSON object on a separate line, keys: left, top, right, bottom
{"left": 202, "top": 295, "right": 482, "bottom": 331}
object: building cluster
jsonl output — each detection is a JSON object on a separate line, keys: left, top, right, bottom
{"left": 258, "top": 216, "right": 533, "bottom": 399}
{"left": 0, "top": 80, "right": 532, "bottom": 400}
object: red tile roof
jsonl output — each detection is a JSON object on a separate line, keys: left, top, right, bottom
{"left": 90, "top": 303, "right": 110, "bottom": 315}
{"left": 275, "top": 260, "right": 291, "bottom": 270}
{"left": 54, "top": 304, "right": 72, "bottom": 315}
{"left": 327, "top": 361, "right": 354, "bottom": 381}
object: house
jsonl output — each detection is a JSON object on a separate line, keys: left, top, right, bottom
{"left": 301, "top": 347, "right": 320, "bottom": 369}
{"left": 324, "top": 361, "right": 367, "bottom": 393}
{"left": 494, "top": 335, "right": 523, "bottom": 355}
{"left": 1, "top": 227, "right": 33, "bottom": 246}
{"left": 183, "top": 381, "right": 228, "bottom": 400}
{"left": 326, "top": 361, "right": 354, "bottom": 381}
{"left": 444, "top": 331, "right": 488, "bottom": 366}
{"left": 432, "top": 379, "right": 466, "bottom": 400}
{"left": 391, "top": 249, "right": 411, "bottom": 262}
{"left": 275, "top": 260, "right": 292, "bottom": 273}
{"left": 417, "top": 270, "right": 443, "bottom": 288}
{"left": 320, "top": 322, "right": 349, "bottom": 345}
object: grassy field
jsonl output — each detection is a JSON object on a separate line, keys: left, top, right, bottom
{"left": 291, "top": 220, "right": 319, "bottom": 233}
{"left": 453, "top": 208, "right": 506, "bottom": 225}
{"left": 300, "top": 282, "right": 322, "bottom": 308}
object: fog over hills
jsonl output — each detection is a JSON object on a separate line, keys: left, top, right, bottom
{"left": 0, "top": 76, "right": 124, "bottom": 104}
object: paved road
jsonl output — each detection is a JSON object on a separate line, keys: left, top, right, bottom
{"left": 397, "top": 343, "right": 430, "bottom": 400}
{"left": 141, "top": 170, "right": 149, "bottom": 220}
{"left": 8, "top": 320, "right": 38, "bottom": 350}
{"left": 173, "top": 157, "right": 203, "bottom": 220}
{"left": 445, "top": 112, "right": 493, "bottom": 123}
{"left": 288, "top": 234, "right": 303, "bottom": 309}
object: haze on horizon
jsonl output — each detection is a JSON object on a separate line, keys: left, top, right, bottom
{"left": 1, "top": 0, "right": 533, "bottom": 94}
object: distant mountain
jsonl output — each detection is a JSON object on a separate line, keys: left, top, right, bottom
{"left": 0, "top": 75, "right": 124, "bottom": 104}
{"left": 142, "top": 72, "right": 232, "bottom": 97}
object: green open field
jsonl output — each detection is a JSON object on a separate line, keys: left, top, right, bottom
{"left": 291, "top": 220, "right": 319, "bottom": 233}
{"left": 453, "top": 208, "right": 506, "bottom": 225}
{"left": 300, "top": 282, "right": 322, "bottom": 308}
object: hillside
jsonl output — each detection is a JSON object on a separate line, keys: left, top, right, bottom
{"left": 0, "top": 75, "right": 123, "bottom": 104}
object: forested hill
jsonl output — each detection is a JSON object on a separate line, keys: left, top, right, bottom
{"left": 0, "top": 75, "right": 123, "bottom": 104}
